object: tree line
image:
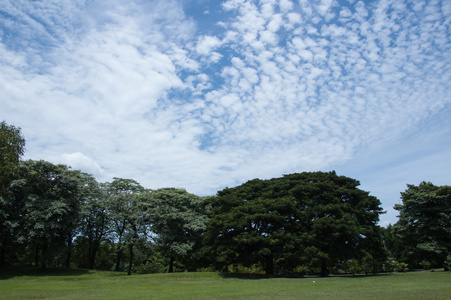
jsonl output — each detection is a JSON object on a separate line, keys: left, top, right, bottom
{"left": 1, "top": 121, "right": 450, "bottom": 275}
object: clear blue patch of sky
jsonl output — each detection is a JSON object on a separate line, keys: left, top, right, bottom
{"left": 183, "top": 0, "right": 232, "bottom": 36}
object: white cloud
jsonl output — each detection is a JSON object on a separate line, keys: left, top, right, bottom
{"left": 279, "top": 0, "right": 293, "bottom": 12}
{"left": 58, "top": 152, "right": 104, "bottom": 176}
{"left": 1, "top": 0, "right": 450, "bottom": 223}
{"left": 196, "top": 35, "right": 222, "bottom": 55}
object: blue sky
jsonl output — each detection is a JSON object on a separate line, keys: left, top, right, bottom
{"left": 1, "top": 0, "right": 450, "bottom": 226}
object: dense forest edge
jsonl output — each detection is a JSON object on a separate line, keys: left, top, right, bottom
{"left": 1, "top": 121, "right": 450, "bottom": 276}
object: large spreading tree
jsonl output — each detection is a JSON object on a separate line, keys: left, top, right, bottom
{"left": 205, "top": 171, "right": 385, "bottom": 276}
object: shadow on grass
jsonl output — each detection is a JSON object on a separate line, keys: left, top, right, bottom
{"left": 219, "top": 273, "right": 270, "bottom": 280}
{"left": 219, "top": 273, "right": 309, "bottom": 280}
{"left": 330, "top": 273, "right": 393, "bottom": 279}
{"left": 219, "top": 272, "right": 393, "bottom": 280}
{"left": 0, "top": 267, "right": 93, "bottom": 280}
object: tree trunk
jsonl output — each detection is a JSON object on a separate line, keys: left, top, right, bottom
{"left": 89, "top": 243, "right": 98, "bottom": 269}
{"left": 41, "top": 244, "right": 47, "bottom": 270}
{"left": 320, "top": 261, "right": 328, "bottom": 277}
{"left": 265, "top": 254, "right": 274, "bottom": 275}
{"left": 35, "top": 245, "right": 40, "bottom": 267}
{"left": 115, "top": 248, "right": 123, "bottom": 271}
{"left": 127, "top": 244, "right": 133, "bottom": 275}
{"left": 0, "top": 247, "right": 6, "bottom": 268}
{"left": 168, "top": 256, "right": 174, "bottom": 273}
{"left": 65, "top": 236, "right": 72, "bottom": 268}
{"left": 88, "top": 240, "right": 93, "bottom": 268}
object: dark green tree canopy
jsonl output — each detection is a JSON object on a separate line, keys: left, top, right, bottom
{"left": 0, "top": 122, "right": 26, "bottom": 267}
{"left": 394, "top": 182, "right": 451, "bottom": 269}
{"left": 205, "top": 171, "right": 384, "bottom": 275}
{"left": 0, "top": 121, "right": 25, "bottom": 189}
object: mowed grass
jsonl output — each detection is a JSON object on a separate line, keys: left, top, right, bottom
{"left": 1, "top": 268, "right": 450, "bottom": 299}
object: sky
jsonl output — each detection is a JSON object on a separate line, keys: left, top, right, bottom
{"left": 1, "top": 0, "right": 450, "bottom": 226}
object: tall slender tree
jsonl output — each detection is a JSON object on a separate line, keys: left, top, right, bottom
{"left": 104, "top": 178, "right": 145, "bottom": 274}
{"left": 0, "top": 121, "right": 25, "bottom": 267}
{"left": 75, "top": 172, "right": 107, "bottom": 269}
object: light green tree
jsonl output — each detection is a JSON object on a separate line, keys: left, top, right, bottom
{"left": 13, "top": 160, "right": 81, "bottom": 270}
{"left": 147, "top": 188, "right": 208, "bottom": 272}
{"left": 104, "top": 178, "right": 146, "bottom": 274}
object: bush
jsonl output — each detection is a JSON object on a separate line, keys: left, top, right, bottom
{"left": 292, "top": 265, "right": 307, "bottom": 276}
{"left": 444, "top": 254, "right": 451, "bottom": 271}
{"left": 136, "top": 259, "right": 166, "bottom": 274}
{"left": 420, "top": 260, "right": 432, "bottom": 270}
{"left": 395, "top": 262, "right": 409, "bottom": 272}
{"left": 383, "top": 260, "right": 408, "bottom": 272}
{"left": 346, "top": 259, "right": 363, "bottom": 275}
{"left": 227, "top": 264, "right": 264, "bottom": 274}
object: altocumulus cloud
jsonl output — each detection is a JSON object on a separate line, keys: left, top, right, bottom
{"left": 1, "top": 0, "right": 450, "bottom": 224}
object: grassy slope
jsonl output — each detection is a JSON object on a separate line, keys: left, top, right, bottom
{"left": 0, "top": 269, "right": 450, "bottom": 299}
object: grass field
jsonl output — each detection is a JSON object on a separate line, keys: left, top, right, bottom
{"left": 1, "top": 268, "right": 450, "bottom": 299}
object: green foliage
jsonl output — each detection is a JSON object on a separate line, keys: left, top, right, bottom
{"left": 76, "top": 173, "right": 108, "bottom": 269}
{"left": 136, "top": 255, "right": 167, "bottom": 274}
{"left": 0, "top": 122, "right": 26, "bottom": 267}
{"left": 383, "top": 260, "right": 409, "bottom": 273}
{"left": 103, "top": 178, "right": 146, "bottom": 274}
{"left": 146, "top": 188, "right": 209, "bottom": 272}
{"left": 226, "top": 263, "right": 264, "bottom": 274}
{"left": 444, "top": 254, "right": 451, "bottom": 271}
{"left": 394, "top": 182, "right": 451, "bottom": 269}
{"left": 345, "top": 259, "right": 363, "bottom": 275}
{"left": 0, "top": 121, "right": 25, "bottom": 187}
{"left": 205, "top": 171, "right": 385, "bottom": 276}
{"left": 9, "top": 160, "right": 82, "bottom": 269}
{"left": 394, "top": 262, "right": 409, "bottom": 272}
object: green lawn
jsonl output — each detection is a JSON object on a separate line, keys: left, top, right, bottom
{"left": 1, "top": 268, "right": 450, "bottom": 299}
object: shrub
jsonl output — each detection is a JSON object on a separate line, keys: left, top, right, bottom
{"left": 395, "top": 261, "right": 409, "bottom": 272}
{"left": 444, "top": 254, "right": 451, "bottom": 271}
{"left": 346, "top": 259, "right": 363, "bottom": 275}
{"left": 383, "top": 260, "right": 408, "bottom": 272}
